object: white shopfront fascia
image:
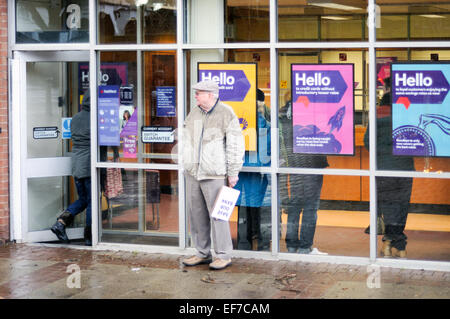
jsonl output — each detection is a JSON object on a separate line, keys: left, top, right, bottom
{"left": 7, "top": 0, "right": 450, "bottom": 272}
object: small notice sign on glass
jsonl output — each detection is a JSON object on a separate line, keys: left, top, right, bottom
{"left": 33, "top": 127, "right": 59, "bottom": 139}
{"left": 141, "top": 126, "right": 174, "bottom": 144}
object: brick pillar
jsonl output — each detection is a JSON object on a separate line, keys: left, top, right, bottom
{"left": 0, "top": 0, "right": 8, "bottom": 241}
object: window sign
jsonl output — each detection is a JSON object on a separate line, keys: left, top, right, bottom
{"left": 392, "top": 63, "right": 450, "bottom": 157}
{"left": 79, "top": 62, "right": 128, "bottom": 108}
{"left": 61, "top": 118, "right": 72, "bottom": 139}
{"left": 98, "top": 86, "right": 120, "bottom": 146}
{"left": 120, "top": 104, "right": 138, "bottom": 158}
{"left": 291, "top": 64, "right": 355, "bottom": 155}
{"left": 120, "top": 86, "right": 134, "bottom": 105}
{"left": 142, "top": 126, "right": 175, "bottom": 144}
{"left": 156, "top": 86, "right": 176, "bottom": 117}
{"left": 33, "top": 127, "right": 59, "bottom": 139}
{"left": 198, "top": 63, "right": 257, "bottom": 151}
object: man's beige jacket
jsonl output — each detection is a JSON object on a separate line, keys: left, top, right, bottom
{"left": 182, "top": 100, "right": 245, "bottom": 181}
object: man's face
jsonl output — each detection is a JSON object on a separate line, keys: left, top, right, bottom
{"left": 194, "top": 90, "right": 213, "bottom": 108}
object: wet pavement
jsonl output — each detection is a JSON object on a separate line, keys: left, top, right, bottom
{"left": 0, "top": 242, "right": 449, "bottom": 300}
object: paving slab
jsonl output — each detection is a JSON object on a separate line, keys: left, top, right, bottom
{"left": 0, "top": 243, "right": 448, "bottom": 300}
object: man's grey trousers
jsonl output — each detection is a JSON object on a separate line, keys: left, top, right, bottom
{"left": 185, "top": 173, "right": 233, "bottom": 260}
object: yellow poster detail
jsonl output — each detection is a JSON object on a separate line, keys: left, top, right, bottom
{"left": 198, "top": 63, "right": 257, "bottom": 151}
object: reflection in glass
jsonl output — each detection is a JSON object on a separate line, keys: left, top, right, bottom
{"left": 186, "top": 49, "right": 270, "bottom": 115}
{"left": 143, "top": 51, "right": 178, "bottom": 164}
{"left": 186, "top": 0, "right": 269, "bottom": 43}
{"left": 279, "top": 174, "right": 370, "bottom": 257}
{"left": 16, "top": 0, "right": 89, "bottom": 43}
{"left": 98, "top": 0, "right": 176, "bottom": 44}
{"left": 372, "top": 48, "right": 450, "bottom": 173}
{"left": 98, "top": 1, "right": 137, "bottom": 43}
{"left": 278, "top": 49, "right": 369, "bottom": 170}
{"left": 278, "top": 0, "right": 368, "bottom": 42}
{"left": 98, "top": 51, "right": 178, "bottom": 164}
{"left": 143, "top": 0, "right": 176, "bottom": 43}
{"left": 235, "top": 106, "right": 271, "bottom": 251}
{"left": 378, "top": 1, "right": 450, "bottom": 41}
{"left": 28, "top": 176, "right": 84, "bottom": 231}
{"left": 225, "top": 0, "right": 269, "bottom": 42}
{"left": 375, "top": 177, "right": 450, "bottom": 262}
{"left": 101, "top": 169, "right": 179, "bottom": 246}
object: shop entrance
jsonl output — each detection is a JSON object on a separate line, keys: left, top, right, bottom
{"left": 11, "top": 51, "right": 90, "bottom": 243}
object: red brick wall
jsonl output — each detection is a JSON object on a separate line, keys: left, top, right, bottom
{"left": 0, "top": 0, "right": 8, "bottom": 241}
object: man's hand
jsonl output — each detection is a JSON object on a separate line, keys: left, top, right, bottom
{"left": 228, "top": 176, "right": 239, "bottom": 188}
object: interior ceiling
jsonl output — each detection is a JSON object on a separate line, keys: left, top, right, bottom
{"left": 99, "top": 1, "right": 450, "bottom": 15}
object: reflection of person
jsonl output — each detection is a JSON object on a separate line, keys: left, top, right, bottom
{"left": 182, "top": 80, "right": 245, "bottom": 270}
{"left": 279, "top": 99, "right": 329, "bottom": 255}
{"left": 51, "top": 90, "right": 92, "bottom": 246}
{"left": 364, "top": 77, "right": 414, "bottom": 258}
{"left": 257, "top": 88, "right": 270, "bottom": 121}
{"left": 235, "top": 92, "right": 271, "bottom": 250}
{"left": 121, "top": 110, "right": 131, "bottom": 129}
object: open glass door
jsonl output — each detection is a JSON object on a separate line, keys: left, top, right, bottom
{"left": 13, "top": 51, "right": 90, "bottom": 243}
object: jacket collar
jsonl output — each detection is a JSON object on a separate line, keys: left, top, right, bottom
{"left": 198, "top": 98, "right": 219, "bottom": 114}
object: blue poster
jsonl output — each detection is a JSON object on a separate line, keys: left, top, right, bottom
{"left": 392, "top": 63, "right": 450, "bottom": 157}
{"left": 156, "top": 86, "right": 176, "bottom": 117}
{"left": 98, "top": 85, "right": 120, "bottom": 146}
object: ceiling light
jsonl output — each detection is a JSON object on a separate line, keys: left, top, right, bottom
{"left": 135, "top": 0, "right": 149, "bottom": 6}
{"left": 321, "top": 16, "right": 351, "bottom": 20}
{"left": 419, "top": 14, "right": 445, "bottom": 19}
{"left": 309, "top": 2, "right": 361, "bottom": 11}
{"left": 153, "top": 2, "right": 163, "bottom": 11}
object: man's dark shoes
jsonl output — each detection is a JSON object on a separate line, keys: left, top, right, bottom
{"left": 50, "top": 211, "right": 74, "bottom": 244}
{"left": 51, "top": 220, "right": 70, "bottom": 243}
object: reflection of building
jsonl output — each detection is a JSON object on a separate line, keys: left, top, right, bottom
{"left": 2, "top": 1, "right": 450, "bottom": 271}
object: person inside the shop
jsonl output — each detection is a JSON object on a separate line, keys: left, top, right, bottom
{"left": 279, "top": 97, "right": 329, "bottom": 255}
{"left": 51, "top": 90, "right": 93, "bottom": 246}
{"left": 235, "top": 89, "right": 271, "bottom": 251}
{"left": 364, "top": 77, "right": 413, "bottom": 258}
{"left": 182, "top": 79, "right": 245, "bottom": 270}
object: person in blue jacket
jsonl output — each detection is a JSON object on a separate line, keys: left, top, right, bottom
{"left": 235, "top": 89, "right": 271, "bottom": 251}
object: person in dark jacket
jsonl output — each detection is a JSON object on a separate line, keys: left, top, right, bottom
{"left": 51, "top": 89, "right": 92, "bottom": 246}
{"left": 364, "top": 77, "right": 414, "bottom": 258}
{"left": 279, "top": 100, "right": 329, "bottom": 254}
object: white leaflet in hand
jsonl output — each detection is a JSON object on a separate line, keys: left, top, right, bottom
{"left": 211, "top": 186, "right": 240, "bottom": 221}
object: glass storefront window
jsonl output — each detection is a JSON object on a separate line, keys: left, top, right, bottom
{"left": 233, "top": 174, "right": 272, "bottom": 252}
{"left": 377, "top": 1, "right": 450, "bottom": 41}
{"left": 376, "top": 177, "right": 450, "bottom": 262}
{"left": 279, "top": 173, "right": 370, "bottom": 257}
{"left": 278, "top": 49, "right": 369, "bottom": 170}
{"left": 186, "top": 0, "right": 269, "bottom": 44}
{"left": 28, "top": 176, "right": 84, "bottom": 232}
{"left": 100, "top": 168, "right": 179, "bottom": 246}
{"left": 185, "top": 49, "right": 272, "bottom": 252}
{"left": 98, "top": 50, "right": 178, "bottom": 164}
{"left": 278, "top": 0, "right": 368, "bottom": 42}
{"left": 98, "top": 0, "right": 176, "bottom": 44}
{"left": 371, "top": 49, "right": 450, "bottom": 173}
{"left": 186, "top": 48, "right": 271, "bottom": 130}
{"left": 16, "top": 0, "right": 89, "bottom": 43}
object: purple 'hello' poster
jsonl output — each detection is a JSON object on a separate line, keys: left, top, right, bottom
{"left": 291, "top": 64, "right": 355, "bottom": 155}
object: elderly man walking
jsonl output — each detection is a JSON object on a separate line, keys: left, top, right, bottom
{"left": 182, "top": 80, "right": 245, "bottom": 270}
